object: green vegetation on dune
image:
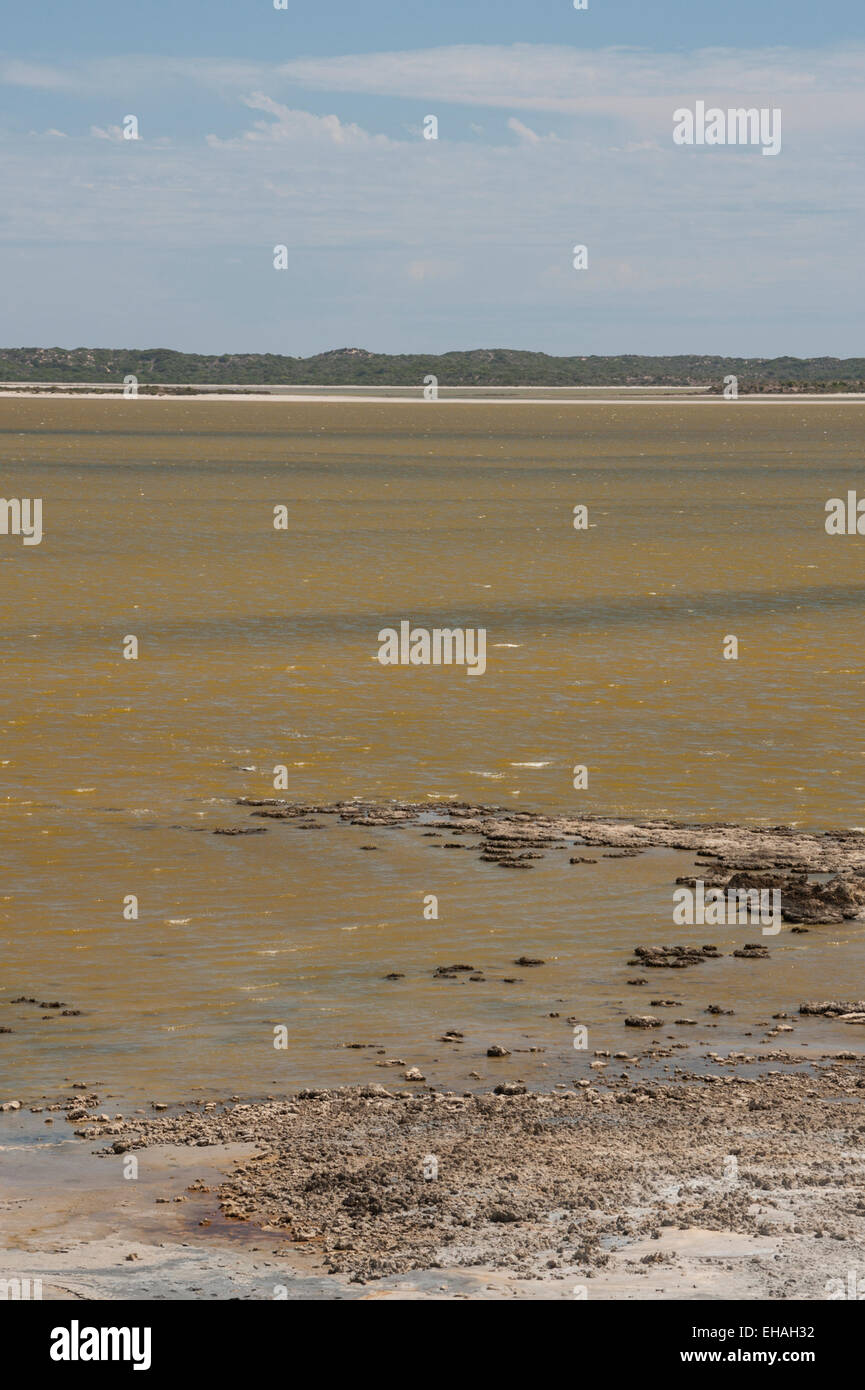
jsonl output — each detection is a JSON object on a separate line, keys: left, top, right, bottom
{"left": 1, "top": 345, "right": 864, "bottom": 390}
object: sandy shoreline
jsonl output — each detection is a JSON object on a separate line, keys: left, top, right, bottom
{"left": 2, "top": 1062, "right": 863, "bottom": 1300}
{"left": 116, "top": 1065, "right": 865, "bottom": 1296}
{"left": 4, "top": 804, "right": 864, "bottom": 1299}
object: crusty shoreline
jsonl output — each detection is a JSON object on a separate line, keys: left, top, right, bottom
{"left": 136, "top": 800, "right": 865, "bottom": 1293}
{"left": 5, "top": 800, "right": 864, "bottom": 1297}
{"left": 103, "top": 1063, "right": 865, "bottom": 1294}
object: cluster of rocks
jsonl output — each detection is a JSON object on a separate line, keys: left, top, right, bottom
{"left": 478, "top": 830, "right": 570, "bottom": 870}
{"left": 427, "top": 957, "right": 545, "bottom": 988}
{"left": 95, "top": 1063, "right": 865, "bottom": 1286}
{"left": 2, "top": 995, "right": 83, "bottom": 1025}
{"left": 0, "top": 1083, "right": 130, "bottom": 1135}
{"left": 223, "top": 804, "right": 865, "bottom": 921}
{"left": 628, "top": 945, "right": 723, "bottom": 969}
{"left": 800, "top": 1000, "right": 865, "bottom": 1024}
{"left": 186, "top": 798, "right": 865, "bottom": 1089}
{"left": 675, "top": 868, "right": 865, "bottom": 925}
{"left": 433, "top": 963, "right": 479, "bottom": 980}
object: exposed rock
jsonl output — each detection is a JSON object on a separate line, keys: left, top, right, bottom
{"left": 631, "top": 945, "right": 721, "bottom": 969}
{"left": 99, "top": 1066, "right": 865, "bottom": 1287}
{"left": 801, "top": 1000, "right": 865, "bottom": 1017}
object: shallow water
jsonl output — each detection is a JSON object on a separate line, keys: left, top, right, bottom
{"left": 1, "top": 399, "right": 864, "bottom": 1102}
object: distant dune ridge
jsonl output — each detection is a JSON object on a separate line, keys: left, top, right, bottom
{"left": 1, "top": 346, "right": 865, "bottom": 391}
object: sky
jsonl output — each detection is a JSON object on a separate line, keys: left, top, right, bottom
{"left": 1, "top": 1, "right": 864, "bottom": 358}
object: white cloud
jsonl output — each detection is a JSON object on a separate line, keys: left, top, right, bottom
{"left": 90, "top": 124, "right": 125, "bottom": 141}
{"left": 507, "top": 117, "right": 542, "bottom": 144}
{"left": 207, "top": 93, "right": 391, "bottom": 148}
{"left": 1, "top": 98, "right": 855, "bottom": 279}
{"left": 2, "top": 42, "right": 864, "bottom": 353}
{"left": 4, "top": 43, "right": 865, "bottom": 138}
{"left": 269, "top": 42, "right": 865, "bottom": 134}
{"left": 407, "top": 258, "right": 457, "bottom": 282}
{"left": 0, "top": 54, "right": 266, "bottom": 97}
{"left": 0, "top": 59, "right": 80, "bottom": 91}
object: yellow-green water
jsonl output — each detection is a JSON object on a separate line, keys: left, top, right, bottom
{"left": 1, "top": 399, "right": 864, "bottom": 1102}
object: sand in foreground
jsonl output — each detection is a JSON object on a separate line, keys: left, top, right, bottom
{"left": 3, "top": 1062, "right": 862, "bottom": 1300}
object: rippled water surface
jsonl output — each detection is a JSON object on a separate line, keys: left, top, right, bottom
{"left": 2, "top": 399, "right": 864, "bottom": 1102}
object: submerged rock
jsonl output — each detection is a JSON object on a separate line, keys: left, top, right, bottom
{"left": 212, "top": 826, "right": 267, "bottom": 835}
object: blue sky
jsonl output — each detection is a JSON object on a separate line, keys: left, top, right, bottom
{"left": 1, "top": 2, "right": 863, "bottom": 358}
